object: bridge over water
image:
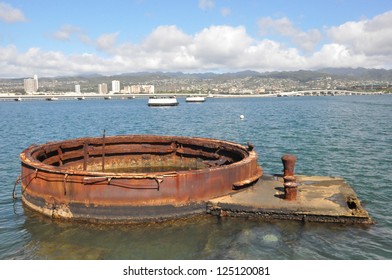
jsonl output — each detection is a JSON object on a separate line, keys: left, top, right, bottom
{"left": 276, "top": 89, "right": 383, "bottom": 97}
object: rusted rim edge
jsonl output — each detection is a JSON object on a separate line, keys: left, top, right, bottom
{"left": 20, "top": 134, "right": 257, "bottom": 178}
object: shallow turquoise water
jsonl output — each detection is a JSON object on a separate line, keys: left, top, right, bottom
{"left": 0, "top": 95, "right": 391, "bottom": 259}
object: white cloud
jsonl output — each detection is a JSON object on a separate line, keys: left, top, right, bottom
{"left": 199, "top": 0, "right": 214, "bottom": 10}
{"left": 309, "top": 44, "right": 362, "bottom": 68}
{"left": 0, "top": 45, "right": 120, "bottom": 78}
{"left": 52, "top": 25, "right": 82, "bottom": 41}
{"left": 0, "top": 2, "right": 27, "bottom": 23}
{"left": 142, "top": 25, "right": 192, "bottom": 51}
{"left": 0, "top": 44, "right": 17, "bottom": 61}
{"left": 327, "top": 10, "right": 392, "bottom": 56}
{"left": 259, "top": 17, "right": 295, "bottom": 36}
{"left": 2, "top": 10, "right": 392, "bottom": 78}
{"left": 95, "top": 32, "right": 119, "bottom": 52}
{"left": 242, "top": 40, "right": 306, "bottom": 71}
{"left": 191, "top": 25, "right": 253, "bottom": 65}
{"left": 258, "top": 16, "right": 322, "bottom": 52}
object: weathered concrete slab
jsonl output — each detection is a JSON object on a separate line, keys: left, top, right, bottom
{"left": 207, "top": 175, "right": 372, "bottom": 224}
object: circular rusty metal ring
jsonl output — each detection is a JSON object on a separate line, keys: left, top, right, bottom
{"left": 20, "top": 135, "right": 262, "bottom": 223}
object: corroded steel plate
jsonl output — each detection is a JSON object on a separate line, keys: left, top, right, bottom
{"left": 20, "top": 135, "right": 262, "bottom": 223}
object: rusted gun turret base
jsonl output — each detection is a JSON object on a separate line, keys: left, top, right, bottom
{"left": 207, "top": 175, "right": 372, "bottom": 224}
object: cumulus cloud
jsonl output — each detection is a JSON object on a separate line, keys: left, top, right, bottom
{"left": 2, "top": 10, "right": 392, "bottom": 78}
{"left": 0, "top": 2, "right": 27, "bottom": 23}
{"left": 327, "top": 10, "right": 392, "bottom": 56}
{"left": 0, "top": 45, "right": 120, "bottom": 78}
{"left": 242, "top": 40, "right": 305, "bottom": 71}
{"left": 142, "top": 25, "right": 192, "bottom": 51}
{"left": 191, "top": 26, "right": 253, "bottom": 64}
{"left": 258, "top": 16, "right": 322, "bottom": 52}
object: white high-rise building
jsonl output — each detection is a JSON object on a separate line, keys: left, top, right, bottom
{"left": 75, "top": 84, "right": 81, "bottom": 93}
{"left": 24, "top": 79, "right": 36, "bottom": 94}
{"left": 24, "top": 74, "right": 39, "bottom": 94}
{"left": 33, "top": 75, "right": 38, "bottom": 90}
{"left": 112, "top": 80, "right": 120, "bottom": 93}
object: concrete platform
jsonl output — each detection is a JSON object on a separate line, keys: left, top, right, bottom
{"left": 207, "top": 175, "right": 372, "bottom": 224}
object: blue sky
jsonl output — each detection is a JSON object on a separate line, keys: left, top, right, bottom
{"left": 1, "top": 0, "right": 392, "bottom": 78}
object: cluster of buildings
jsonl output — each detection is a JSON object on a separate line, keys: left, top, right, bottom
{"left": 97, "top": 81, "right": 154, "bottom": 94}
{"left": 23, "top": 75, "right": 154, "bottom": 95}
{"left": 17, "top": 73, "right": 391, "bottom": 96}
{"left": 151, "top": 75, "right": 391, "bottom": 94}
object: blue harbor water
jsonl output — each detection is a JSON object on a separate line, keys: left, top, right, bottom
{"left": 0, "top": 95, "right": 391, "bottom": 259}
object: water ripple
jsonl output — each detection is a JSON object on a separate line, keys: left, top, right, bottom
{"left": 0, "top": 95, "right": 391, "bottom": 259}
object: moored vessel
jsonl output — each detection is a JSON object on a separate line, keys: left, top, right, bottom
{"left": 148, "top": 96, "right": 179, "bottom": 106}
{"left": 186, "top": 95, "right": 206, "bottom": 103}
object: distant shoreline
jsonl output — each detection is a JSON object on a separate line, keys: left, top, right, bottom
{"left": 0, "top": 92, "right": 277, "bottom": 101}
{"left": 0, "top": 91, "right": 389, "bottom": 102}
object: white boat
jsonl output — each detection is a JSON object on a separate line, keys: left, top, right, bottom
{"left": 148, "top": 96, "right": 178, "bottom": 106}
{"left": 186, "top": 95, "right": 206, "bottom": 103}
{"left": 76, "top": 96, "right": 85, "bottom": 100}
{"left": 14, "top": 97, "right": 22, "bottom": 101}
{"left": 104, "top": 96, "right": 112, "bottom": 100}
{"left": 45, "top": 97, "right": 58, "bottom": 101}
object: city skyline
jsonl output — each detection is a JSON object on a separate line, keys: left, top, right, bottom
{"left": 24, "top": 75, "right": 157, "bottom": 94}
{"left": 1, "top": 0, "right": 392, "bottom": 78}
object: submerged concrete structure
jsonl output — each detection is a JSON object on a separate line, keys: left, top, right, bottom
{"left": 206, "top": 154, "right": 372, "bottom": 224}
{"left": 207, "top": 174, "right": 372, "bottom": 224}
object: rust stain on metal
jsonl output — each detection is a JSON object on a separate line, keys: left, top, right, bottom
{"left": 20, "top": 134, "right": 263, "bottom": 223}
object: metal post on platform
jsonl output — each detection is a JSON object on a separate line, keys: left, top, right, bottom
{"left": 281, "top": 154, "right": 298, "bottom": 200}
{"left": 281, "top": 154, "right": 297, "bottom": 177}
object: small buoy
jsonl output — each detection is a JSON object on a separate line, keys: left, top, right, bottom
{"left": 240, "top": 115, "right": 245, "bottom": 120}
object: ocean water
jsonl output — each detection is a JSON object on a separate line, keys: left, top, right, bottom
{"left": 0, "top": 95, "right": 391, "bottom": 260}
